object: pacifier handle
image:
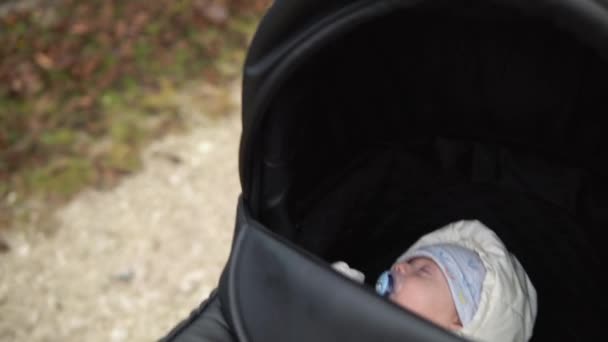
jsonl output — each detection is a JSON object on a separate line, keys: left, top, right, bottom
{"left": 375, "top": 270, "right": 394, "bottom": 297}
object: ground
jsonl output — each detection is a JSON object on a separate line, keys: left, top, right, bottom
{"left": 0, "top": 81, "right": 242, "bottom": 342}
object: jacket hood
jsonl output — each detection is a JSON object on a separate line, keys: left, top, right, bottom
{"left": 401, "top": 220, "right": 538, "bottom": 342}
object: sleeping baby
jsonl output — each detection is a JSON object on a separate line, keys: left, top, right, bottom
{"left": 333, "top": 220, "right": 537, "bottom": 342}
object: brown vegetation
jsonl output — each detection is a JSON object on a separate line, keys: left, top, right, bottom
{"left": 0, "top": 0, "right": 271, "bottom": 230}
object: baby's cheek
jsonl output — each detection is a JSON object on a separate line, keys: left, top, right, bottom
{"left": 389, "top": 291, "right": 410, "bottom": 309}
{"left": 391, "top": 289, "right": 423, "bottom": 312}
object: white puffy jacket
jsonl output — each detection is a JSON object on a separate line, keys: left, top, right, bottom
{"left": 404, "top": 220, "right": 538, "bottom": 342}
{"left": 333, "top": 220, "right": 537, "bottom": 342}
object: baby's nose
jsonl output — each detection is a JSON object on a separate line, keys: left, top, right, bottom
{"left": 392, "top": 262, "right": 410, "bottom": 275}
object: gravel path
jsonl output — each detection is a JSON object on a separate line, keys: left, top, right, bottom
{"left": 0, "top": 82, "right": 242, "bottom": 342}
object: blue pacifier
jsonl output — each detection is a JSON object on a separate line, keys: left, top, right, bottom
{"left": 375, "top": 270, "right": 394, "bottom": 297}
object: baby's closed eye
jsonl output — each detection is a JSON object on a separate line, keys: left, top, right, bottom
{"left": 418, "top": 265, "right": 433, "bottom": 275}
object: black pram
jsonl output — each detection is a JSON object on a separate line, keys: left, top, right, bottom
{"left": 162, "top": 0, "right": 608, "bottom": 341}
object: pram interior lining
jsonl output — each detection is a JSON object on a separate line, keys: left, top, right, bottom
{"left": 258, "top": 4, "right": 606, "bottom": 341}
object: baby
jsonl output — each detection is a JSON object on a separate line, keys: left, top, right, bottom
{"left": 333, "top": 220, "right": 537, "bottom": 342}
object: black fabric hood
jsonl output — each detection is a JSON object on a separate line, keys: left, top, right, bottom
{"left": 239, "top": 0, "right": 608, "bottom": 204}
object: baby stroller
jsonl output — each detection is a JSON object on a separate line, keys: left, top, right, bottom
{"left": 162, "top": 0, "right": 608, "bottom": 341}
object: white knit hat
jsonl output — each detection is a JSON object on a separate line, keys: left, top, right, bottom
{"left": 397, "top": 243, "right": 486, "bottom": 326}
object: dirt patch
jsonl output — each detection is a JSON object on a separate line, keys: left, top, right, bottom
{"left": 0, "top": 82, "right": 242, "bottom": 342}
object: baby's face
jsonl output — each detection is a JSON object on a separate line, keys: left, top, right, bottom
{"left": 389, "top": 257, "right": 461, "bottom": 330}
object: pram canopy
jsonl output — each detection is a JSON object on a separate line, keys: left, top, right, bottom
{"left": 163, "top": 0, "right": 608, "bottom": 341}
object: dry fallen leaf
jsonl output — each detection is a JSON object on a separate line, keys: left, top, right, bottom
{"left": 35, "top": 52, "right": 54, "bottom": 70}
{"left": 77, "top": 95, "right": 94, "bottom": 109}
{"left": 115, "top": 20, "right": 128, "bottom": 38}
{"left": 70, "top": 22, "right": 90, "bottom": 35}
{"left": 195, "top": 0, "right": 229, "bottom": 25}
